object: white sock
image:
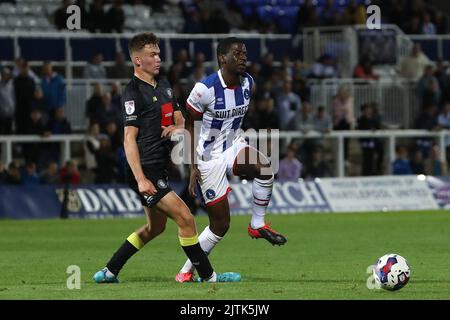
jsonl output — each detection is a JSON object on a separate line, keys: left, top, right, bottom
{"left": 206, "top": 271, "right": 217, "bottom": 282}
{"left": 251, "top": 175, "right": 274, "bottom": 229}
{"left": 179, "top": 226, "right": 222, "bottom": 273}
{"left": 104, "top": 267, "right": 115, "bottom": 277}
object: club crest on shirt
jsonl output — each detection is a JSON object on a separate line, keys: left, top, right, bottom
{"left": 157, "top": 179, "right": 167, "bottom": 189}
{"left": 166, "top": 88, "right": 172, "bottom": 98}
{"left": 125, "top": 100, "right": 135, "bottom": 115}
{"left": 206, "top": 189, "right": 216, "bottom": 199}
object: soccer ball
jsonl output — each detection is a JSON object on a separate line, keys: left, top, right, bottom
{"left": 373, "top": 253, "right": 411, "bottom": 291}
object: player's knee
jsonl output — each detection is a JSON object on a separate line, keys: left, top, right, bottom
{"left": 210, "top": 216, "right": 230, "bottom": 236}
{"left": 152, "top": 223, "right": 166, "bottom": 238}
{"left": 176, "top": 208, "right": 195, "bottom": 230}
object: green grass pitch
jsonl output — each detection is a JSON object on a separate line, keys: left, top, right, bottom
{"left": 0, "top": 211, "right": 449, "bottom": 300}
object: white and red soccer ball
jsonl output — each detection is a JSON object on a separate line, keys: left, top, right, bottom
{"left": 373, "top": 254, "right": 411, "bottom": 291}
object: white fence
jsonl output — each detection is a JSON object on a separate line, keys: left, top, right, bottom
{"left": 308, "top": 78, "right": 421, "bottom": 129}
{"left": 2, "top": 130, "right": 450, "bottom": 178}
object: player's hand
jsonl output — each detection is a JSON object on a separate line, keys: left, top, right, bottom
{"left": 161, "top": 125, "right": 177, "bottom": 138}
{"left": 137, "top": 178, "right": 157, "bottom": 197}
{"left": 188, "top": 165, "right": 202, "bottom": 197}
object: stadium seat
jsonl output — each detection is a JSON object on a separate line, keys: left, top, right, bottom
{"left": 256, "top": 5, "right": 274, "bottom": 23}
{"left": 122, "top": 4, "right": 135, "bottom": 17}
{"left": 0, "top": 3, "right": 16, "bottom": 15}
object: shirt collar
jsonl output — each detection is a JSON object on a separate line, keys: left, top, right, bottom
{"left": 217, "top": 69, "right": 227, "bottom": 88}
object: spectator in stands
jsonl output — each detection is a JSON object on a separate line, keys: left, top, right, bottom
{"left": 94, "top": 136, "right": 117, "bottom": 183}
{"left": 418, "top": 65, "right": 441, "bottom": 108}
{"left": 21, "top": 162, "right": 40, "bottom": 185}
{"left": 259, "top": 53, "right": 275, "bottom": 82}
{"left": 74, "top": 0, "right": 89, "bottom": 29}
{"left": 182, "top": 8, "right": 206, "bottom": 33}
{"left": 0, "top": 67, "right": 15, "bottom": 135}
{"left": 96, "top": 93, "right": 121, "bottom": 131}
{"left": 88, "top": 0, "right": 107, "bottom": 33}
{"left": 277, "top": 147, "right": 302, "bottom": 181}
{"left": 32, "top": 87, "right": 48, "bottom": 113}
{"left": 314, "top": 106, "right": 332, "bottom": 134}
{"left": 53, "top": 0, "right": 72, "bottom": 30}
{"left": 14, "top": 60, "right": 36, "bottom": 134}
{"left": 357, "top": 103, "right": 381, "bottom": 176}
{"left": 353, "top": 56, "right": 379, "bottom": 80}
{"left": 302, "top": 146, "right": 332, "bottom": 179}
{"left": 388, "top": 0, "right": 406, "bottom": 32}
{"left": 206, "top": 8, "right": 230, "bottom": 34}
{"left": 332, "top": 86, "right": 354, "bottom": 163}
{"left": 433, "top": 59, "right": 448, "bottom": 105}
{"left": 399, "top": 43, "right": 430, "bottom": 80}
{"left": 12, "top": 57, "right": 39, "bottom": 83}
{"left": 108, "top": 52, "right": 131, "bottom": 79}
{"left": 421, "top": 12, "right": 436, "bottom": 35}
{"left": 49, "top": 107, "right": 71, "bottom": 135}
{"left": 40, "top": 161, "right": 60, "bottom": 184}
{"left": 435, "top": 11, "right": 449, "bottom": 35}
{"left": 415, "top": 104, "right": 440, "bottom": 158}
{"left": 276, "top": 79, "right": 302, "bottom": 130}
{"left": 437, "top": 101, "right": 450, "bottom": 161}
{"left": 392, "top": 145, "right": 412, "bottom": 175}
{"left": 295, "top": 0, "right": 318, "bottom": 31}
{"left": 289, "top": 101, "right": 314, "bottom": 132}
{"left": 105, "top": 120, "right": 122, "bottom": 152}
{"left": 292, "top": 76, "right": 311, "bottom": 103}
{"left": 424, "top": 145, "right": 447, "bottom": 176}
{"left": 23, "top": 108, "right": 51, "bottom": 167}
{"left": 186, "top": 64, "right": 207, "bottom": 93}
{"left": 41, "top": 62, "right": 67, "bottom": 114}
{"left": 308, "top": 53, "right": 339, "bottom": 79}
{"left": 106, "top": 0, "right": 125, "bottom": 33}
{"left": 168, "top": 49, "right": 191, "bottom": 85}
{"left": 110, "top": 82, "right": 122, "bottom": 122}
{"left": 86, "top": 83, "right": 103, "bottom": 122}
{"left": 83, "top": 53, "right": 107, "bottom": 79}
{"left": 342, "top": 0, "right": 367, "bottom": 25}
{"left": 4, "top": 162, "right": 21, "bottom": 185}
{"left": 60, "top": 160, "right": 81, "bottom": 185}
{"left": 410, "top": 150, "right": 425, "bottom": 174}
{"left": 318, "top": 0, "right": 343, "bottom": 26}
{"left": 83, "top": 122, "right": 102, "bottom": 183}
{"left": 0, "top": 162, "right": 6, "bottom": 185}
{"left": 404, "top": 16, "right": 422, "bottom": 35}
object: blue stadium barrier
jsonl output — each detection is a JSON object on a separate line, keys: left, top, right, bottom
{"left": 70, "top": 38, "right": 117, "bottom": 62}
{"left": 19, "top": 38, "right": 65, "bottom": 62}
{"left": 0, "top": 37, "right": 14, "bottom": 60}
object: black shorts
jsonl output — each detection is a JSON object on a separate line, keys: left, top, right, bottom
{"left": 126, "top": 165, "right": 172, "bottom": 208}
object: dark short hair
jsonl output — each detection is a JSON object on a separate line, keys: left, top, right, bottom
{"left": 216, "top": 37, "right": 244, "bottom": 65}
{"left": 128, "top": 32, "right": 159, "bottom": 56}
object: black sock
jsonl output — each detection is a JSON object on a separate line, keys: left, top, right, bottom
{"left": 106, "top": 240, "right": 139, "bottom": 276}
{"left": 181, "top": 243, "right": 214, "bottom": 279}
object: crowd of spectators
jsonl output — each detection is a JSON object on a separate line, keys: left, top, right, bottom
{"left": 45, "top": 0, "right": 450, "bottom": 37}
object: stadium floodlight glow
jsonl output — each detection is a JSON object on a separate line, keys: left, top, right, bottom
{"left": 417, "top": 174, "right": 426, "bottom": 181}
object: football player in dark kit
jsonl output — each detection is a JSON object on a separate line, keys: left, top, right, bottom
{"left": 93, "top": 32, "right": 240, "bottom": 283}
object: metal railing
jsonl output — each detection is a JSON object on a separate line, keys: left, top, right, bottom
{"left": 2, "top": 130, "right": 449, "bottom": 178}
{"left": 307, "top": 78, "right": 421, "bottom": 129}
{"left": 0, "top": 31, "right": 292, "bottom": 83}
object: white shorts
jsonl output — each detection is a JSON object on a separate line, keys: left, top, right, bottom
{"left": 197, "top": 137, "right": 250, "bottom": 206}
